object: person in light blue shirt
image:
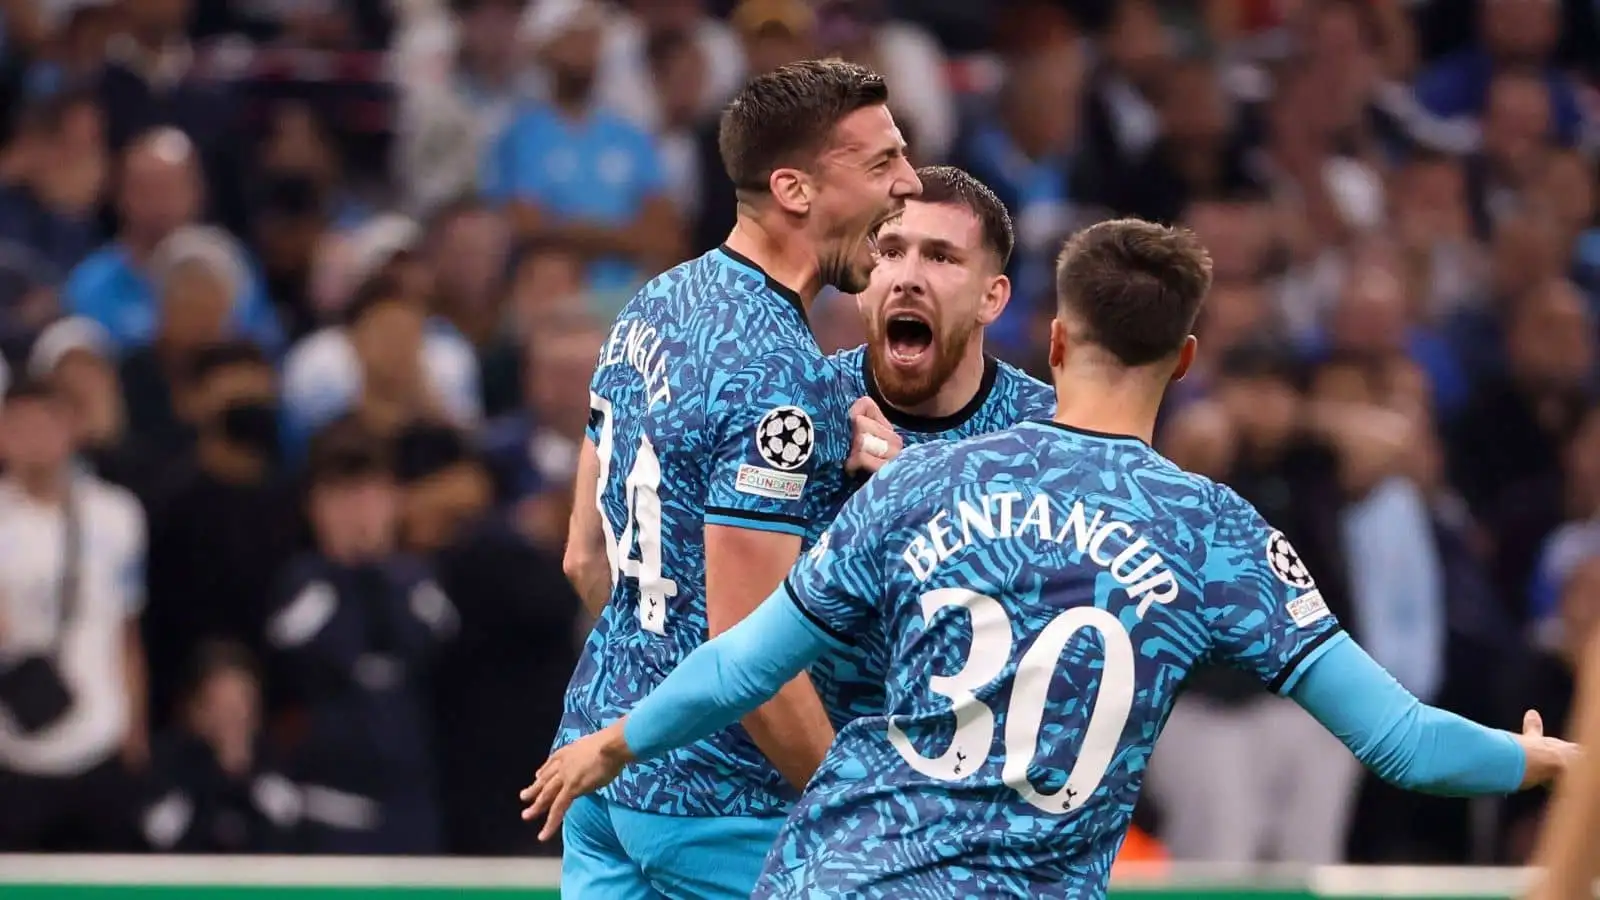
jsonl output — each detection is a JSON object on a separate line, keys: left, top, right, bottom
{"left": 64, "top": 129, "right": 282, "bottom": 355}
{"left": 526, "top": 219, "right": 1578, "bottom": 899}
{"left": 481, "top": 5, "right": 681, "bottom": 298}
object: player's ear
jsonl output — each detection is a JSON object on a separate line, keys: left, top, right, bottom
{"left": 1048, "top": 318, "right": 1068, "bottom": 369}
{"left": 769, "top": 168, "right": 812, "bottom": 216}
{"left": 976, "top": 274, "right": 1010, "bottom": 327}
{"left": 1170, "top": 335, "right": 1198, "bottom": 383}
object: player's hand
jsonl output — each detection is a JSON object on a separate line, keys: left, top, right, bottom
{"left": 846, "top": 397, "right": 903, "bottom": 476}
{"left": 519, "top": 721, "right": 635, "bottom": 841}
{"left": 1516, "top": 709, "right": 1581, "bottom": 789}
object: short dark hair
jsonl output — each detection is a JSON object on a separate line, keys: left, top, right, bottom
{"left": 341, "top": 274, "right": 415, "bottom": 328}
{"left": 185, "top": 340, "right": 271, "bottom": 386}
{"left": 306, "top": 417, "right": 392, "bottom": 487}
{"left": 914, "top": 165, "right": 1015, "bottom": 269}
{"left": 718, "top": 59, "right": 889, "bottom": 194}
{"left": 1055, "top": 219, "right": 1213, "bottom": 367}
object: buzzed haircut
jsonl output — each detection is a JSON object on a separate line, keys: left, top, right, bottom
{"left": 718, "top": 59, "right": 889, "bottom": 195}
{"left": 1055, "top": 219, "right": 1214, "bottom": 368}
{"left": 913, "top": 165, "right": 1015, "bottom": 269}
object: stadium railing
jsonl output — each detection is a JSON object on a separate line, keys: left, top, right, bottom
{"left": 0, "top": 855, "right": 1544, "bottom": 899}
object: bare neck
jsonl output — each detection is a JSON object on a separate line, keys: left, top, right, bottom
{"left": 1049, "top": 365, "right": 1165, "bottom": 444}
{"left": 12, "top": 465, "right": 69, "bottom": 506}
{"left": 723, "top": 213, "right": 822, "bottom": 306}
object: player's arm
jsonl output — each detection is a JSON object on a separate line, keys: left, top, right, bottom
{"left": 1525, "top": 634, "right": 1600, "bottom": 900}
{"left": 700, "top": 356, "right": 842, "bottom": 789}
{"left": 562, "top": 437, "right": 612, "bottom": 617}
{"left": 522, "top": 473, "right": 891, "bottom": 837}
{"left": 1286, "top": 637, "right": 1568, "bottom": 794}
{"left": 1202, "top": 485, "right": 1575, "bottom": 795}
{"left": 705, "top": 524, "right": 835, "bottom": 789}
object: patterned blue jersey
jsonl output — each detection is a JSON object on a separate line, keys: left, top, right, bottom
{"left": 814, "top": 345, "right": 1056, "bottom": 726}
{"left": 767, "top": 421, "right": 1344, "bottom": 897}
{"left": 556, "top": 246, "right": 854, "bottom": 818}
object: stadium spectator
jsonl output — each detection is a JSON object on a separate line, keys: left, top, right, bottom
{"left": 63, "top": 130, "right": 281, "bottom": 354}
{"left": 686, "top": 0, "right": 819, "bottom": 256}
{"left": 0, "top": 377, "right": 148, "bottom": 852}
{"left": 956, "top": 36, "right": 1093, "bottom": 353}
{"left": 0, "top": 90, "right": 105, "bottom": 338}
{"left": 141, "top": 343, "right": 301, "bottom": 732}
{"left": 283, "top": 274, "right": 479, "bottom": 453}
{"left": 1447, "top": 277, "right": 1596, "bottom": 611}
{"left": 1150, "top": 341, "right": 1362, "bottom": 863}
{"left": 117, "top": 223, "right": 259, "bottom": 454}
{"left": 1406, "top": 0, "right": 1586, "bottom": 151}
{"left": 264, "top": 419, "right": 453, "bottom": 854}
{"left": 140, "top": 640, "right": 299, "bottom": 854}
{"left": 394, "top": 423, "right": 577, "bottom": 856}
{"left": 27, "top": 315, "right": 161, "bottom": 498}
{"left": 487, "top": 1, "right": 682, "bottom": 303}
{"left": 0, "top": 0, "right": 1594, "bottom": 869}
{"left": 591, "top": 0, "right": 745, "bottom": 134}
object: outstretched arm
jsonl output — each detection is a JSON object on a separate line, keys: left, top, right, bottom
{"left": 1289, "top": 635, "right": 1573, "bottom": 794}
{"left": 520, "top": 584, "right": 838, "bottom": 837}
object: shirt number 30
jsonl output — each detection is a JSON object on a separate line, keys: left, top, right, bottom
{"left": 888, "top": 589, "right": 1136, "bottom": 814}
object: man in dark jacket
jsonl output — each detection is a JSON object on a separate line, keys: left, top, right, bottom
{"left": 264, "top": 418, "right": 455, "bottom": 854}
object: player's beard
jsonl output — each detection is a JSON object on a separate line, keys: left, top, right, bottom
{"left": 867, "top": 312, "right": 973, "bottom": 410}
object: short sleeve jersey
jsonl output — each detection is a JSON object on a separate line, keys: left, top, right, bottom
{"left": 762, "top": 421, "right": 1345, "bottom": 897}
{"left": 554, "top": 246, "right": 854, "bottom": 818}
{"left": 813, "top": 345, "right": 1057, "bottom": 725}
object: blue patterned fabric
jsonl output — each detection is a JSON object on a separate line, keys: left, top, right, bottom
{"left": 554, "top": 245, "right": 855, "bottom": 819}
{"left": 814, "top": 345, "right": 1057, "bottom": 727}
{"left": 765, "top": 420, "right": 1344, "bottom": 897}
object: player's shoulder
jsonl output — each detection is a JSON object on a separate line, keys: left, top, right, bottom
{"left": 826, "top": 343, "right": 870, "bottom": 393}
{"left": 826, "top": 343, "right": 868, "bottom": 369}
{"left": 992, "top": 358, "right": 1056, "bottom": 416}
{"left": 882, "top": 424, "right": 1032, "bottom": 487}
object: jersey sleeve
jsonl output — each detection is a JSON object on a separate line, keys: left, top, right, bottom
{"left": 781, "top": 455, "right": 900, "bottom": 641}
{"left": 704, "top": 349, "right": 837, "bottom": 536}
{"left": 1200, "top": 484, "right": 1346, "bottom": 695}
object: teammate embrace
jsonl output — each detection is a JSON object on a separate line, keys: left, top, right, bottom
{"left": 531, "top": 60, "right": 1577, "bottom": 899}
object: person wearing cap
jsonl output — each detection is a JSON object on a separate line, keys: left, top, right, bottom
{"left": 28, "top": 315, "right": 160, "bottom": 498}
{"left": 486, "top": 0, "right": 682, "bottom": 300}
{"left": 115, "top": 224, "right": 268, "bottom": 456}
{"left": 62, "top": 128, "right": 282, "bottom": 356}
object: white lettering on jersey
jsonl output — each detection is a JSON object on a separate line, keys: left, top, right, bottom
{"left": 599, "top": 318, "right": 674, "bottom": 409}
{"left": 901, "top": 495, "right": 1179, "bottom": 620}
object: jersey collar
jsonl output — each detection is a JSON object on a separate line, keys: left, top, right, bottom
{"left": 1032, "top": 419, "right": 1149, "bottom": 446}
{"left": 715, "top": 244, "right": 809, "bottom": 330}
{"left": 863, "top": 352, "right": 1001, "bottom": 434}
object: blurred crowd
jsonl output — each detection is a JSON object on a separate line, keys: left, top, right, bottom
{"left": 0, "top": 0, "right": 1595, "bottom": 868}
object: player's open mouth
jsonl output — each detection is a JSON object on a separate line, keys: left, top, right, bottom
{"left": 886, "top": 312, "right": 933, "bottom": 364}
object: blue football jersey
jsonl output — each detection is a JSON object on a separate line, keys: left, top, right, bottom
{"left": 556, "top": 246, "right": 854, "bottom": 818}
{"left": 814, "top": 345, "right": 1056, "bottom": 726}
{"left": 766, "top": 421, "right": 1344, "bottom": 897}
{"left": 829, "top": 344, "right": 1056, "bottom": 445}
